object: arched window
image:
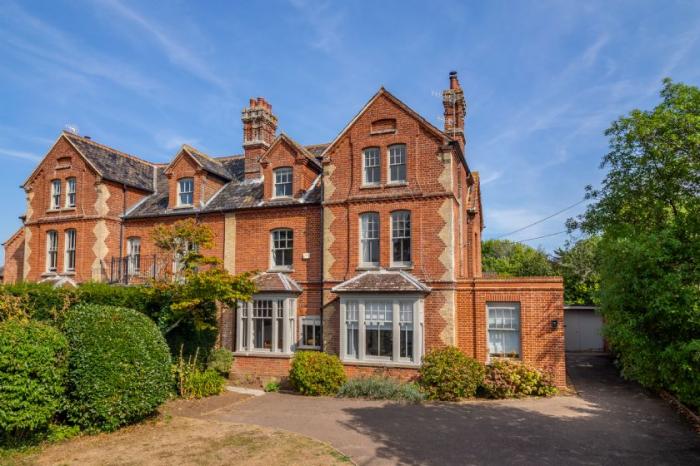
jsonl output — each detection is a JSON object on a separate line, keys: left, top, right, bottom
{"left": 391, "top": 211, "right": 411, "bottom": 266}
{"left": 271, "top": 229, "right": 293, "bottom": 269}
{"left": 177, "top": 178, "right": 194, "bottom": 206}
{"left": 360, "top": 212, "right": 379, "bottom": 267}
{"left": 273, "top": 167, "right": 293, "bottom": 197}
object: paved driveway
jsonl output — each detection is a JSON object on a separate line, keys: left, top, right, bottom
{"left": 207, "top": 354, "right": 699, "bottom": 465}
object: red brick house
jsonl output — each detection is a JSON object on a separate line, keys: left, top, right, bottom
{"left": 3, "top": 72, "right": 565, "bottom": 386}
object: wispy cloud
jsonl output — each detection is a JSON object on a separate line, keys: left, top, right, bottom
{"left": 480, "top": 170, "right": 502, "bottom": 185}
{"left": 0, "top": 147, "right": 41, "bottom": 162}
{"left": 97, "top": 0, "right": 228, "bottom": 89}
{"left": 289, "top": 0, "right": 345, "bottom": 53}
{"left": 154, "top": 131, "right": 201, "bottom": 152}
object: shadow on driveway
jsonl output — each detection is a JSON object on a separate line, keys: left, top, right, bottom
{"left": 211, "top": 354, "right": 700, "bottom": 465}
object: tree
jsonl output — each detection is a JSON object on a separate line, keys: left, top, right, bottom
{"left": 481, "top": 239, "right": 555, "bottom": 277}
{"left": 149, "top": 219, "right": 256, "bottom": 335}
{"left": 571, "top": 79, "right": 700, "bottom": 409}
{"left": 552, "top": 236, "right": 601, "bottom": 305}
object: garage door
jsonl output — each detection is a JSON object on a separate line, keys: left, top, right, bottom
{"left": 565, "top": 309, "right": 604, "bottom": 352}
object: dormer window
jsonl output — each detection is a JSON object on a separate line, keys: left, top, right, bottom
{"left": 388, "top": 144, "right": 406, "bottom": 183}
{"left": 51, "top": 179, "right": 61, "bottom": 209}
{"left": 178, "top": 178, "right": 194, "bottom": 206}
{"left": 66, "top": 178, "right": 76, "bottom": 207}
{"left": 274, "top": 167, "right": 292, "bottom": 198}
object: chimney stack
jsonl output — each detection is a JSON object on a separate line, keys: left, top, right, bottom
{"left": 443, "top": 71, "right": 466, "bottom": 148}
{"left": 241, "top": 97, "right": 278, "bottom": 179}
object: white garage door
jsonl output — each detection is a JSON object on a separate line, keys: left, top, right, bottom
{"left": 565, "top": 309, "right": 604, "bottom": 352}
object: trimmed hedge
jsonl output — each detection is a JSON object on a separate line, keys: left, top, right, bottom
{"left": 419, "top": 347, "right": 484, "bottom": 401}
{"left": 481, "top": 360, "right": 558, "bottom": 399}
{"left": 0, "top": 320, "right": 68, "bottom": 435}
{"left": 289, "top": 351, "right": 346, "bottom": 396}
{"left": 63, "top": 304, "right": 173, "bottom": 431}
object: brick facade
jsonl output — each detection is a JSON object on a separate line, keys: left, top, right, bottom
{"left": 3, "top": 72, "right": 565, "bottom": 387}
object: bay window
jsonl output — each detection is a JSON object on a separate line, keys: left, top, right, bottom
{"left": 340, "top": 295, "right": 423, "bottom": 365}
{"left": 236, "top": 295, "right": 297, "bottom": 354}
{"left": 360, "top": 212, "right": 379, "bottom": 267}
{"left": 391, "top": 211, "right": 411, "bottom": 266}
{"left": 487, "top": 302, "right": 521, "bottom": 358}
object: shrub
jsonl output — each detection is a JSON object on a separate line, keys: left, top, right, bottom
{"left": 76, "top": 282, "right": 154, "bottom": 315}
{"left": 207, "top": 348, "right": 234, "bottom": 377}
{"left": 480, "top": 360, "right": 558, "bottom": 399}
{"left": 0, "top": 320, "right": 68, "bottom": 436}
{"left": 418, "top": 347, "right": 484, "bottom": 401}
{"left": 338, "top": 377, "right": 424, "bottom": 403}
{"left": 0, "top": 283, "right": 76, "bottom": 323}
{"left": 264, "top": 381, "right": 280, "bottom": 393}
{"left": 63, "top": 304, "right": 173, "bottom": 431}
{"left": 174, "top": 348, "right": 226, "bottom": 399}
{"left": 289, "top": 351, "right": 346, "bottom": 396}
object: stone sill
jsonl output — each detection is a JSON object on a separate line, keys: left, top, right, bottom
{"left": 356, "top": 266, "right": 380, "bottom": 271}
{"left": 369, "top": 129, "right": 396, "bottom": 136}
{"left": 267, "top": 268, "right": 294, "bottom": 273}
{"left": 359, "top": 184, "right": 381, "bottom": 190}
{"left": 386, "top": 182, "right": 408, "bottom": 187}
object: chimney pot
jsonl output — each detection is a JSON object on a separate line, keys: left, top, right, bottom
{"left": 449, "top": 71, "right": 460, "bottom": 90}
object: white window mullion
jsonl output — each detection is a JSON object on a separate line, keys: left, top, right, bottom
{"left": 414, "top": 300, "right": 423, "bottom": 362}
{"left": 392, "top": 300, "right": 400, "bottom": 363}
{"left": 282, "top": 298, "right": 290, "bottom": 353}
{"left": 272, "top": 300, "right": 279, "bottom": 352}
{"left": 358, "top": 301, "right": 366, "bottom": 361}
{"left": 339, "top": 300, "right": 347, "bottom": 360}
{"left": 247, "top": 302, "right": 254, "bottom": 352}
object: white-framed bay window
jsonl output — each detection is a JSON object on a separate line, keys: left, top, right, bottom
{"left": 339, "top": 295, "right": 424, "bottom": 365}
{"left": 487, "top": 302, "right": 521, "bottom": 359}
{"left": 236, "top": 295, "right": 297, "bottom": 354}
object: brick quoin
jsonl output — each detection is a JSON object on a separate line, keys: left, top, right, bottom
{"left": 3, "top": 72, "right": 565, "bottom": 387}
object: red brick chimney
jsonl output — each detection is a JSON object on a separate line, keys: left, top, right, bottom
{"left": 241, "top": 97, "right": 278, "bottom": 179}
{"left": 443, "top": 71, "right": 466, "bottom": 148}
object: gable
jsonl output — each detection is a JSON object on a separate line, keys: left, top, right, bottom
{"left": 22, "top": 135, "right": 99, "bottom": 189}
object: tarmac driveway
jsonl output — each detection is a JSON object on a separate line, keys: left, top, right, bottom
{"left": 208, "top": 354, "right": 699, "bottom": 465}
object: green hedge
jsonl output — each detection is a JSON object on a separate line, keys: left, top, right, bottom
{"left": 289, "top": 351, "right": 346, "bottom": 396}
{"left": 419, "top": 347, "right": 484, "bottom": 401}
{"left": 63, "top": 304, "right": 173, "bottom": 431}
{"left": 0, "top": 320, "right": 68, "bottom": 435}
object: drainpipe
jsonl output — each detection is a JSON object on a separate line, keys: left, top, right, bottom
{"left": 118, "top": 183, "right": 126, "bottom": 282}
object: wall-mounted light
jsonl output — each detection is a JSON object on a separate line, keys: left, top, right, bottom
{"left": 551, "top": 320, "right": 559, "bottom": 330}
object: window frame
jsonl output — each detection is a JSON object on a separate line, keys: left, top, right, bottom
{"left": 65, "top": 177, "right": 76, "bottom": 208}
{"left": 273, "top": 167, "right": 293, "bottom": 198}
{"left": 46, "top": 230, "right": 58, "bottom": 272}
{"left": 339, "top": 294, "right": 424, "bottom": 366}
{"left": 390, "top": 210, "right": 412, "bottom": 267}
{"left": 387, "top": 144, "right": 407, "bottom": 184}
{"left": 486, "top": 302, "right": 521, "bottom": 360}
{"left": 362, "top": 147, "right": 381, "bottom": 186}
{"left": 64, "top": 229, "right": 76, "bottom": 273}
{"left": 359, "top": 212, "right": 380, "bottom": 268}
{"left": 127, "top": 236, "right": 141, "bottom": 275}
{"left": 50, "top": 179, "right": 61, "bottom": 210}
{"left": 270, "top": 228, "right": 293, "bottom": 271}
{"left": 236, "top": 295, "right": 297, "bottom": 354}
{"left": 299, "top": 315, "right": 322, "bottom": 349}
{"left": 177, "top": 177, "right": 194, "bottom": 207}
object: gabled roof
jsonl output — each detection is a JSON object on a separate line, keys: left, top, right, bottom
{"left": 260, "top": 133, "right": 322, "bottom": 171}
{"left": 321, "top": 87, "right": 451, "bottom": 159}
{"left": 23, "top": 132, "right": 156, "bottom": 192}
{"left": 164, "top": 145, "right": 233, "bottom": 181}
{"left": 304, "top": 143, "right": 330, "bottom": 158}
{"left": 253, "top": 272, "right": 302, "bottom": 293}
{"left": 2, "top": 227, "right": 24, "bottom": 247}
{"left": 331, "top": 269, "right": 431, "bottom": 293}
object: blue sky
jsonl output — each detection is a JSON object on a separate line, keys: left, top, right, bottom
{"left": 1, "top": 0, "right": 699, "bottom": 261}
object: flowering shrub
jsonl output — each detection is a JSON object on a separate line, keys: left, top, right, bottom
{"left": 480, "top": 359, "right": 557, "bottom": 398}
{"left": 419, "top": 347, "right": 484, "bottom": 401}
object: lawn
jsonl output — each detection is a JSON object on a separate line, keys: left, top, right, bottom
{"left": 3, "top": 393, "right": 352, "bottom": 466}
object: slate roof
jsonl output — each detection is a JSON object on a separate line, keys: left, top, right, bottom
{"left": 65, "top": 133, "right": 155, "bottom": 192}
{"left": 305, "top": 143, "right": 329, "bottom": 158}
{"left": 253, "top": 272, "right": 302, "bottom": 293}
{"left": 331, "top": 269, "right": 431, "bottom": 293}
{"left": 182, "top": 146, "right": 233, "bottom": 180}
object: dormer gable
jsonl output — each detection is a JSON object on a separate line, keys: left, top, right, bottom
{"left": 259, "top": 134, "right": 322, "bottom": 200}
{"left": 164, "top": 146, "right": 230, "bottom": 209}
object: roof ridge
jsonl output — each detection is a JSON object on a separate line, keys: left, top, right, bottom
{"left": 183, "top": 144, "right": 223, "bottom": 165}
{"left": 63, "top": 132, "right": 154, "bottom": 167}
